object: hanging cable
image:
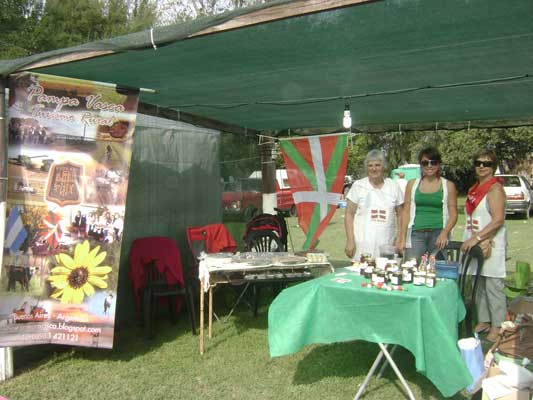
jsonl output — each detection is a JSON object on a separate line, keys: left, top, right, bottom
{"left": 169, "top": 73, "right": 532, "bottom": 109}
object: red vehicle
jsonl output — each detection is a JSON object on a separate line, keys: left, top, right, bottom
{"left": 222, "top": 169, "right": 296, "bottom": 218}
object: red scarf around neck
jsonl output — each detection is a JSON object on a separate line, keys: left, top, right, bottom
{"left": 465, "top": 177, "right": 499, "bottom": 215}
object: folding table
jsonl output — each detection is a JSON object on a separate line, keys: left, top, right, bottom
{"left": 268, "top": 268, "right": 473, "bottom": 398}
{"left": 198, "top": 252, "right": 333, "bottom": 354}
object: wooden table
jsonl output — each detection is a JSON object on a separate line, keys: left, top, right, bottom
{"left": 198, "top": 252, "right": 333, "bottom": 354}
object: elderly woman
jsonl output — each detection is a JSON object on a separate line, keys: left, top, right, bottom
{"left": 461, "top": 149, "right": 507, "bottom": 342}
{"left": 344, "top": 150, "right": 404, "bottom": 260}
{"left": 399, "top": 146, "right": 458, "bottom": 262}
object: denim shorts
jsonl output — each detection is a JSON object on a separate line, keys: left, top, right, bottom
{"left": 405, "top": 229, "right": 443, "bottom": 263}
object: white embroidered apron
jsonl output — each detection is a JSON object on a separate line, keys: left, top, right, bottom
{"left": 353, "top": 183, "right": 398, "bottom": 260}
{"left": 463, "top": 196, "right": 506, "bottom": 278}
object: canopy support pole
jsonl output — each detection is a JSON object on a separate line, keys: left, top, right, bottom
{"left": 0, "top": 78, "right": 14, "bottom": 381}
{"left": 260, "top": 138, "right": 276, "bottom": 215}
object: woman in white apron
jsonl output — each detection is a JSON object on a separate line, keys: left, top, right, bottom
{"left": 461, "top": 149, "right": 507, "bottom": 342}
{"left": 344, "top": 150, "right": 404, "bottom": 260}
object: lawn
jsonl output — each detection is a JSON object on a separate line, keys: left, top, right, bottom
{"left": 1, "top": 205, "right": 531, "bottom": 400}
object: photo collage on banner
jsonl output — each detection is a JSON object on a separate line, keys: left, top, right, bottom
{"left": 0, "top": 72, "right": 138, "bottom": 348}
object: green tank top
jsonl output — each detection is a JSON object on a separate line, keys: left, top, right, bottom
{"left": 413, "top": 186, "right": 443, "bottom": 230}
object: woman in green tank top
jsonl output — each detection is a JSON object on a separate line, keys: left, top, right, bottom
{"left": 398, "top": 147, "right": 458, "bottom": 262}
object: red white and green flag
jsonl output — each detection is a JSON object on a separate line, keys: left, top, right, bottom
{"left": 280, "top": 134, "right": 348, "bottom": 250}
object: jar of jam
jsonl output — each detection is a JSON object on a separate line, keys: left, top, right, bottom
{"left": 390, "top": 271, "right": 402, "bottom": 286}
{"left": 413, "top": 271, "right": 426, "bottom": 286}
{"left": 372, "top": 269, "right": 386, "bottom": 284}
{"left": 364, "top": 266, "right": 374, "bottom": 279}
{"left": 402, "top": 266, "right": 413, "bottom": 283}
{"left": 425, "top": 273, "right": 436, "bottom": 288}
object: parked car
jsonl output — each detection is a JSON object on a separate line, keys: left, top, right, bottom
{"left": 247, "top": 169, "right": 297, "bottom": 216}
{"left": 495, "top": 174, "right": 533, "bottom": 219}
{"left": 343, "top": 175, "right": 354, "bottom": 197}
{"left": 391, "top": 164, "right": 421, "bottom": 181}
{"left": 222, "top": 180, "right": 262, "bottom": 219}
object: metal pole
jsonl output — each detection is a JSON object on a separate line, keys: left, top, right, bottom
{"left": 0, "top": 78, "right": 14, "bottom": 381}
{"left": 260, "top": 138, "right": 276, "bottom": 215}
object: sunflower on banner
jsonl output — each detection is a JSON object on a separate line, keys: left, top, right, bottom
{"left": 39, "top": 211, "right": 63, "bottom": 249}
{"left": 280, "top": 134, "right": 348, "bottom": 250}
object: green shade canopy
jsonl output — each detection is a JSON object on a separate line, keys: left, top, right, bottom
{"left": 2, "top": 0, "right": 533, "bottom": 132}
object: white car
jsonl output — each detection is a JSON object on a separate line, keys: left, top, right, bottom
{"left": 495, "top": 174, "right": 533, "bottom": 219}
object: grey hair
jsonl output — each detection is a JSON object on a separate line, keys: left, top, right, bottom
{"left": 364, "top": 149, "right": 387, "bottom": 169}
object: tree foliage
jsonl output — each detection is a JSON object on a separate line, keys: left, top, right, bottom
{"left": 158, "top": 0, "right": 272, "bottom": 23}
{"left": 0, "top": 0, "right": 157, "bottom": 59}
{"left": 345, "top": 128, "right": 533, "bottom": 193}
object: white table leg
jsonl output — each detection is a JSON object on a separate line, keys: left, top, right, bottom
{"left": 199, "top": 280, "right": 204, "bottom": 355}
{"left": 208, "top": 286, "right": 213, "bottom": 339}
{"left": 378, "top": 343, "right": 416, "bottom": 400}
{"left": 354, "top": 343, "right": 416, "bottom": 400}
{"left": 377, "top": 344, "right": 397, "bottom": 379}
{"left": 354, "top": 344, "right": 387, "bottom": 400}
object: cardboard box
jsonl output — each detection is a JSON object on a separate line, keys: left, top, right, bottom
{"left": 481, "top": 366, "right": 531, "bottom": 400}
{"left": 481, "top": 388, "right": 530, "bottom": 400}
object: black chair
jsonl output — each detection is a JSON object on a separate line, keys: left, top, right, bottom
{"left": 141, "top": 259, "right": 196, "bottom": 340}
{"left": 244, "top": 230, "right": 285, "bottom": 317}
{"left": 432, "top": 240, "right": 462, "bottom": 263}
{"left": 458, "top": 245, "right": 484, "bottom": 337}
{"left": 433, "top": 241, "right": 484, "bottom": 336}
{"left": 244, "top": 230, "right": 283, "bottom": 252}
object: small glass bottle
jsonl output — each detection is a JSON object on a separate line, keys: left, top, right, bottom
{"left": 414, "top": 254, "right": 427, "bottom": 286}
{"left": 426, "top": 255, "right": 437, "bottom": 288}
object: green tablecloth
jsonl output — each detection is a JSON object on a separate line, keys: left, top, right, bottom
{"left": 268, "top": 269, "right": 473, "bottom": 397}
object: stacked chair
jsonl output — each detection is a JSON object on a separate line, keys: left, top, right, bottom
{"left": 129, "top": 236, "right": 196, "bottom": 340}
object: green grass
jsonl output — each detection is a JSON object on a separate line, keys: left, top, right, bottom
{"left": 1, "top": 206, "right": 531, "bottom": 400}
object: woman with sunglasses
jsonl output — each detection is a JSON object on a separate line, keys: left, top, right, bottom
{"left": 345, "top": 149, "right": 404, "bottom": 261}
{"left": 461, "top": 149, "right": 506, "bottom": 342}
{"left": 399, "top": 146, "right": 458, "bottom": 262}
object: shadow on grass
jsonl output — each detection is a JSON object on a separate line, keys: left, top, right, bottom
{"left": 292, "top": 342, "right": 469, "bottom": 400}
{"left": 13, "top": 312, "right": 197, "bottom": 374}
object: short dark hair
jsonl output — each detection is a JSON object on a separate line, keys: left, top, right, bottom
{"left": 418, "top": 146, "right": 442, "bottom": 164}
{"left": 472, "top": 149, "right": 498, "bottom": 166}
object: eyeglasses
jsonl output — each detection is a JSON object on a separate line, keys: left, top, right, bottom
{"left": 420, "top": 160, "right": 439, "bottom": 167}
{"left": 474, "top": 160, "right": 494, "bottom": 168}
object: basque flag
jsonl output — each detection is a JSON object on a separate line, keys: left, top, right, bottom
{"left": 5, "top": 206, "right": 28, "bottom": 254}
{"left": 280, "top": 134, "right": 348, "bottom": 250}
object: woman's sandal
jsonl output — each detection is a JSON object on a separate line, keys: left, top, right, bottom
{"left": 486, "top": 327, "right": 500, "bottom": 342}
{"left": 474, "top": 322, "right": 491, "bottom": 334}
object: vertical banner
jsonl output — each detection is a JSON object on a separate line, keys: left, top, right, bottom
{"left": 0, "top": 72, "right": 138, "bottom": 348}
{"left": 280, "top": 134, "right": 348, "bottom": 250}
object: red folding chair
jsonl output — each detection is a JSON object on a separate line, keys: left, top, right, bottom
{"left": 186, "top": 223, "right": 237, "bottom": 257}
{"left": 186, "top": 223, "right": 237, "bottom": 294}
{"left": 186, "top": 224, "right": 252, "bottom": 329}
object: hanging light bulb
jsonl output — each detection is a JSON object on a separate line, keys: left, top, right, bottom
{"left": 342, "top": 102, "right": 352, "bottom": 129}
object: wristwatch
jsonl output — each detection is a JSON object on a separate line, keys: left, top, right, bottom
{"left": 475, "top": 234, "right": 483, "bottom": 242}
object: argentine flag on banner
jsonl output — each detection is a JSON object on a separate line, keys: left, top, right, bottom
{"left": 5, "top": 206, "right": 28, "bottom": 254}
